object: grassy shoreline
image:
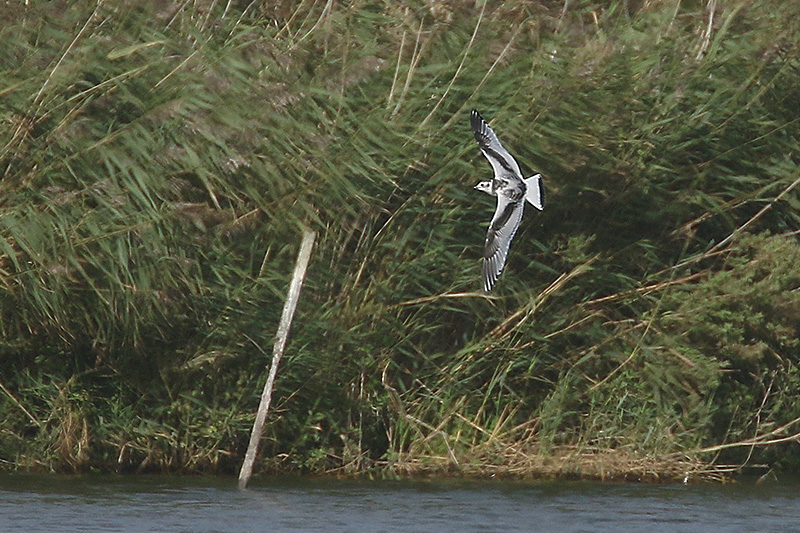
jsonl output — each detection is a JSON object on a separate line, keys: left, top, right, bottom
{"left": 2, "top": 1, "right": 800, "bottom": 479}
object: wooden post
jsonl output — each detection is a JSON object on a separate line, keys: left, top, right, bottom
{"left": 238, "top": 228, "right": 316, "bottom": 490}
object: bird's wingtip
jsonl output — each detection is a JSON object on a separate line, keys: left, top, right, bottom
{"left": 470, "top": 109, "right": 486, "bottom": 136}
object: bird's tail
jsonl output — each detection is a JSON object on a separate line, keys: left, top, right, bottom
{"left": 524, "top": 174, "right": 544, "bottom": 211}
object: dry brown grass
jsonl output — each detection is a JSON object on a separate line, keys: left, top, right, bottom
{"left": 386, "top": 443, "right": 734, "bottom": 483}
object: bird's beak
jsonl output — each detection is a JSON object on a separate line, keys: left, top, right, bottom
{"left": 473, "top": 183, "right": 481, "bottom": 190}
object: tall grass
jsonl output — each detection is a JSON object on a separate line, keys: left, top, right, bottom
{"left": 1, "top": 0, "right": 800, "bottom": 478}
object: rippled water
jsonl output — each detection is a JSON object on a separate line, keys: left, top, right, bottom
{"left": 2, "top": 474, "right": 799, "bottom": 532}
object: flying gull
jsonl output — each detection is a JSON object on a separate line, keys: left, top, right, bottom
{"left": 470, "top": 109, "right": 544, "bottom": 292}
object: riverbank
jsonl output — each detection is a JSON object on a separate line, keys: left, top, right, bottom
{"left": 2, "top": 1, "right": 800, "bottom": 478}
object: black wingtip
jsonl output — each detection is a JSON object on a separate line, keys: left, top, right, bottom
{"left": 470, "top": 109, "right": 487, "bottom": 142}
{"left": 470, "top": 109, "right": 483, "bottom": 126}
{"left": 482, "top": 265, "right": 495, "bottom": 292}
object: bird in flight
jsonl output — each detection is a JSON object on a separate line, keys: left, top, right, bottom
{"left": 470, "top": 109, "right": 544, "bottom": 292}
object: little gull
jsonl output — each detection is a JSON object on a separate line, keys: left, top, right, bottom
{"left": 470, "top": 109, "right": 544, "bottom": 292}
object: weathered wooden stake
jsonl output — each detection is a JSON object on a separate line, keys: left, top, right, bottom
{"left": 238, "top": 228, "right": 316, "bottom": 490}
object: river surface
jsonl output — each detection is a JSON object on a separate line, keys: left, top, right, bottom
{"left": 1, "top": 474, "right": 799, "bottom": 532}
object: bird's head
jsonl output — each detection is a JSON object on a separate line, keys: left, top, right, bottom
{"left": 474, "top": 180, "right": 494, "bottom": 195}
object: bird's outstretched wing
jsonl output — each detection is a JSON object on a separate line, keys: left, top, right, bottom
{"left": 470, "top": 109, "right": 522, "bottom": 180}
{"left": 483, "top": 193, "right": 525, "bottom": 292}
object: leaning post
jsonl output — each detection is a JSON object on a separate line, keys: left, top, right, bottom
{"left": 238, "top": 228, "right": 316, "bottom": 490}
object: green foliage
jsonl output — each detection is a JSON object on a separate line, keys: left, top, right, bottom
{"left": 1, "top": 0, "right": 800, "bottom": 477}
{"left": 660, "top": 234, "right": 800, "bottom": 450}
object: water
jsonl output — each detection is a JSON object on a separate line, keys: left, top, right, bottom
{"left": 1, "top": 474, "right": 799, "bottom": 532}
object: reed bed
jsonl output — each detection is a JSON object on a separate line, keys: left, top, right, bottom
{"left": 1, "top": 0, "right": 800, "bottom": 480}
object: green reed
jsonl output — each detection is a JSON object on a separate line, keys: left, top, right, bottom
{"left": 1, "top": 0, "right": 799, "bottom": 478}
